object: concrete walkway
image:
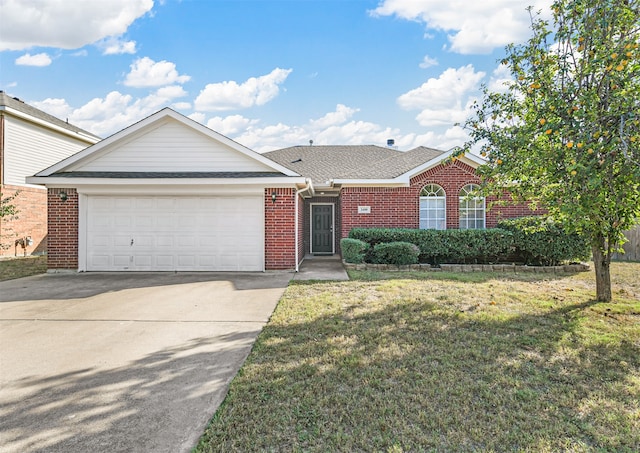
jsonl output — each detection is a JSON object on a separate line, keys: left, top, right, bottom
{"left": 0, "top": 272, "right": 291, "bottom": 453}
{"left": 293, "top": 255, "right": 349, "bottom": 281}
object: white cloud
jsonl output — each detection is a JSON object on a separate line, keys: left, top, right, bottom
{"left": 124, "top": 57, "right": 191, "bottom": 88}
{"left": 371, "top": 0, "right": 553, "bottom": 54}
{"left": 397, "top": 65, "right": 485, "bottom": 129}
{"left": 172, "top": 101, "right": 192, "bottom": 110}
{"left": 419, "top": 55, "right": 439, "bottom": 69}
{"left": 487, "top": 63, "right": 513, "bottom": 93}
{"left": 34, "top": 88, "right": 188, "bottom": 137}
{"left": 206, "top": 115, "right": 259, "bottom": 137}
{"left": 99, "top": 37, "right": 137, "bottom": 55}
{"left": 194, "top": 68, "right": 292, "bottom": 112}
{"left": 225, "top": 104, "right": 401, "bottom": 152}
{"left": 398, "top": 65, "right": 484, "bottom": 111}
{"left": 31, "top": 98, "right": 73, "bottom": 120}
{"left": 15, "top": 53, "right": 52, "bottom": 67}
{"left": 309, "top": 104, "right": 359, "bottom": 129}
{"left": 33, "top": 94, "right": 472, "bottom": 155}
{"left": 0, "top": 0, "right": 153, "bottom": 51}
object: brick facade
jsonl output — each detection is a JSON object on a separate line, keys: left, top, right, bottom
{"left": 41, "top": 163, "right": 539, "bottom": 272}
{"left": 340, "top": 160, "right": 539, "bottom": 239}
{"left": 0, "top": 184, "right": 47, "bottom": 257}
{"left": 47, "top": 188, "right": 78, "bottom": 269}
{"left": 264, "top": 187, "right": 298, "bottom": 270}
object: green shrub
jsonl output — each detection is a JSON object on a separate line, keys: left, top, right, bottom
{"left": 497, "top": 216, "right": 591, "bottom": 266}
{"left": 348, "top": 228, "right": 513, "bottom": 264}
{"left": 372, "top": 241, "right": 420, "bottom": 265}
{"left": 340, "top": 238, "right": 369, "bottom": 263}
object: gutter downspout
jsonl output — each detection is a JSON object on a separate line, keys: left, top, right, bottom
{"left": 294, "top": 179, "right": 313, "bottom": 272}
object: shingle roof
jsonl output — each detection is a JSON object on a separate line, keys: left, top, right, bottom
{"left": 0, "top": 91, "right": 101, "bottom": 140}
{"left": 264, "top": 145, "right": 446, "bottom": 185}
{"left": 51, "top": 171, "right": 285, "bottom": 178}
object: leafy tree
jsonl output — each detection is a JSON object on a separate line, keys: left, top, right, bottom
{"left": 462, "top": 0, "right": 640, "bottom": 301}
{"left": 0, "top": 191, "right": 20, "bottom": 251}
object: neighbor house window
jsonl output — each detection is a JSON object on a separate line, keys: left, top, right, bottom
{"left": 459, "top": 184, "right": 485, "bottom": 229}
{"left": 419, "top": 184, "right": 446, "bottom": 230}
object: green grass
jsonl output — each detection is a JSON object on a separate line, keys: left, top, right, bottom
{"left": 195, "top": 262, "right": 640, "bottom": 452}
{"left": 0, "top": 255, "right": 47, "bottom": 281}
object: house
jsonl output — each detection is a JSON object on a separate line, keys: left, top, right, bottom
{"left": 264, "top": 143, "right": 536, "bottom": 256}
{"left": 28, "top": 108, "right": 535, "bottom": 272}
{"left": 0, "top": 92, "right": 101, "bottom": 256}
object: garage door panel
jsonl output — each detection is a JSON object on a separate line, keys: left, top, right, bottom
{"left": 113, "top": 255, "right": 131, "bottom": 267}
{"left": 86, "top": 195, "right": 263, "bottom": 271}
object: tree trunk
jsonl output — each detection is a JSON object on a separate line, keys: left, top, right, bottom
{"left": 592, "top": 239, "right": 612, "bottom": 302}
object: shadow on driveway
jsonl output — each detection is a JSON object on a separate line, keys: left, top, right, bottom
{"left": 0, "top": 272, "right": 291, "bottom": 453}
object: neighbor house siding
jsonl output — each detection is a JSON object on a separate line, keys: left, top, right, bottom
{"left": 340, "top": 160, "right": 539, "bottom": 239}
{"left": 3, "top": 115, "right": 90, "bottom": 186}
{"left": 264, "top": 187, "right": 297, "bottom": 269}
{"left": 47, "top": 188, "right": 78, "bottom": 269}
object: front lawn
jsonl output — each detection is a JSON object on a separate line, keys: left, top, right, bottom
{"left": 0, "top": 255, "right": 47, "bottom": 281}
{"left": 195, "top": 263, "right": 639, "bottom": 452}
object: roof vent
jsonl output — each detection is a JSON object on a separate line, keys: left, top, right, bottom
{"left": 387, "top": 139, "right": 395, "bottom": 147}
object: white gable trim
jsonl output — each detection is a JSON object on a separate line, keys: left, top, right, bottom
{"left": 26, "top": 176, "right": 306, "bottom": 187}
{"left": 398, "top": 150, "right": 485, "bottom": 182}
{"left": 35, "top": 108, "right": 300, "bottom": 177}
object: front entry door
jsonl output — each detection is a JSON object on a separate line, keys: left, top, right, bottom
{"left": 311, "top": 205, "right": 333, "bottom": 254}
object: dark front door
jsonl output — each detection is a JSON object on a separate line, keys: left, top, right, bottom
{"left": 312, "top": 205, "right": 333, "bottom": 254}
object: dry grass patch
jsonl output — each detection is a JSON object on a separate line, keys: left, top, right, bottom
{"left": 0, "top": 255, "right": 47, "bottom": 281}
{"left": 195, "top": 263, "right": 640, "bottom": 452}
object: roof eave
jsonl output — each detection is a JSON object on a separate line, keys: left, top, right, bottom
{"left": 332, "top": 178, "right": 409, "bottom": 187}
{"left": 25, "top": 176, "right": 307, "bottom": 187}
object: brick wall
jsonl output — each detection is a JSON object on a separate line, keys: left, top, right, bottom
{"left": 0, "top": 184, "right": 47, "bottom": 256}
{"left": 47, "top": 188, "right": 78, "bottom": 269}
{"left": 264, "top": 188, "right": 297, "bottom": 270}
{"left": 340, "top": 160, "right": 539, "bottom": 239}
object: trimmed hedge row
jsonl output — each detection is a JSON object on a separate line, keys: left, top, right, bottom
{"left": 372, "top": 242, "right": 420, "bottom": 265}
{"left": 347, "top": 228, "right": 513, "bottom": 265}
{"left": 497, "top": 217, "right": 591, "bottom": 266}
{"left": 344, "top": 217, "right": 590, "bottom": 266}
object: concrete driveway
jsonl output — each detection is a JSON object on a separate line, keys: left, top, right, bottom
{"left": 0, "top": 271, "right": 291, "bottom": 453}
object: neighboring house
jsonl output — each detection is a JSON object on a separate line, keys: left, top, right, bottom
{"left": 0, "top": 92, "right": 100, "bottom": 256}
{"left": 28, "top": 108, "right": 536, "bottom": 272}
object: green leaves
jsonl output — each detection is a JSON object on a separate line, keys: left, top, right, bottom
{"left": 462, "top": 0, "right": 640, "bottom": 299}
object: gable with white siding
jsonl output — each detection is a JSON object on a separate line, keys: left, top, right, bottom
{"left": 68, "top": 117, "right": 272, "bottom": 173}
{"left": 35, "top": 108, "right": 298, "bottom": 177}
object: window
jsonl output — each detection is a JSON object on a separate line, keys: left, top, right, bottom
{"left": 419, "top": 184, "right": 446, "bottom": 230}
{"left": 459, "top": 184, "right": 485, "bottom": 229}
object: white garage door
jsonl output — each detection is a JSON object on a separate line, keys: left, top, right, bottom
{"left": 86, "top": 196, "right": 263, "bottom": 271}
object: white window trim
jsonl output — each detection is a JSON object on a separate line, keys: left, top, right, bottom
{"left": 419, "top": 184, "right": 446, "bottom": 230}
{"left": 459, "top": 184, "right": 485, "bottom": 230}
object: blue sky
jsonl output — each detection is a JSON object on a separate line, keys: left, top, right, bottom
{"left": 0, "top": 0, "right": 550, "bottom": 152}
